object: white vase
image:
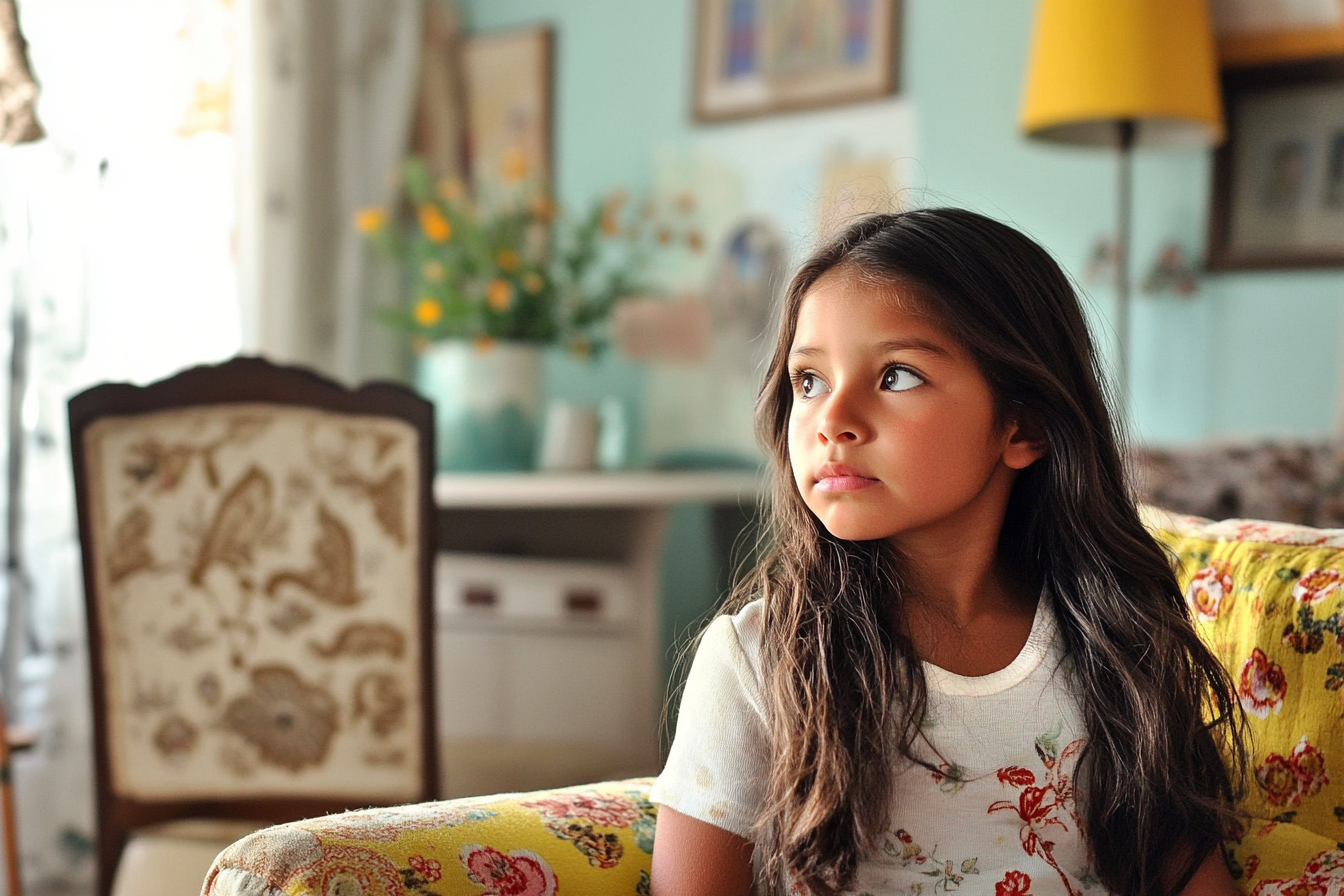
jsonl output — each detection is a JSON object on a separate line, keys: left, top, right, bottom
{"left": 415, "top": 340, "right": 544, "bottom": 472}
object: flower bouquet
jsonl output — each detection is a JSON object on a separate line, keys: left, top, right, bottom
{"left": 358, "top": 157, "right": 648, "bottom": 356}
{"left": 356, "top": 157, "right": 680, "bottom": 472}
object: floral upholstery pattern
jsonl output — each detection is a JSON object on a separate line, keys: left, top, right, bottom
{"left": 82, "top": 403, "right": 426, "bottom": 802}
{"left": 1146, "top": 506, "right": 1344, "bottom": 894}
{"left": 202, "top": 778, "right": 658, "bottom": 896}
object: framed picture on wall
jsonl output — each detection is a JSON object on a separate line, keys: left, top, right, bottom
{"left": 692, "top": 0, "right": 900, "bottom": 122}
{"left": 1208, "top": 57, "right": 1344, "bottom": 270}
{"left": 463, "top": 25, "right": 554, "bottom": 193}
{"left": 1211, "top": 0, "right": 1344, "bottom": 68}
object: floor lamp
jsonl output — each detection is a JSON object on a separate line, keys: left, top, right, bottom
{"left": 1020, "top": 0, "right": 1223, "bottom": 397}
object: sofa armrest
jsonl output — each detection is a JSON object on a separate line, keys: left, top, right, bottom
{"left": 202, "top": 778, "right": 657, "bottom": 896}
{"left": 1226, "top": 817, "right": 1344, "bottom": 895}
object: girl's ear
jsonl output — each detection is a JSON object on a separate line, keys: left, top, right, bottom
{"left": 1002, "top": 410, "right": 1048, "bottom": 470}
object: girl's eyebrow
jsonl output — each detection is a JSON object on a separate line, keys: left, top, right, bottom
{"left": 789, "top": 339, "right": 951, "bottom": 361}
{"left": 876, "top": 339, "right": 952, "bottom": 357}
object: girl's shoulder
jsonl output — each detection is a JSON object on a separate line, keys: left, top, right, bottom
{"left": 697, "top": 598, "right": 767, "bottom": 686}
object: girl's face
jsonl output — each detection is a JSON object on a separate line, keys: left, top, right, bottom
{"left": 786, "top": 268, "right": 1043, "bottom": 554}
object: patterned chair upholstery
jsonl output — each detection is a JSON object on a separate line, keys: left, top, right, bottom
{"left": 204, "top": 507, "right": 1344, "bottom": 896}
{"left": 202, "top": 778, "right": 657, "bottom": 896}
{"left": 69, "top": 356, "right": 437, "bottom": 896}
{"left": 1149, "top": 506, "right": 1344, "bottom": 894}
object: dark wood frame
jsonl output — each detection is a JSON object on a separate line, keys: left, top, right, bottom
{"left": 1208, "top": 56, "right": 1344, "bottom": 270}
{"left": 67, "top": 356, "right": 438, "bottom": 896}
{"left": 462, "top": 24, "right": 554, "bottom": 190}
{"left": 692, "top": 0, "right": 901, "bottom": 123}
{"left": 1217, "top": 15, "right": 1344, "bottom": 69}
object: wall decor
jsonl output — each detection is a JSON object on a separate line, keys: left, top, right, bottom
{"left": 692, "top": 0, "right": 900, "bottom": 122}
{"left": 1212, "top": 0, "right": 1344, "bottom": 68}
{"left": 463, "top": 25, "right": 553, "bottom": 192}
{"left": 1208, "top": 57, "right": 1344, "bottom": 270}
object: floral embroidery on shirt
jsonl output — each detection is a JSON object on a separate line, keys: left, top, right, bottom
{"left": 882, "top": 829, "right": 979, "bottom": 892}
{"left": 988, "top": 727, "right": 1088, "bottom": 896}
{"left": 995, "top": 870, "right": 1032, "bottom": 896}
{"left": 931, "top": 760, "right": 967, "bottom": 795}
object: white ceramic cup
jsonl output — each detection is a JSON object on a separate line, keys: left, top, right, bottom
{"left": 537, "top": 402, "right": 600, "bottom": 472}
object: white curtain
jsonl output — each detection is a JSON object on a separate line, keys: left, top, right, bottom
{"left": 0, "top": 1, "right": 433, "bottom": 890}
{"left": 239, "top": 0, "right": 427, "bottom": 384}
{"left": 2, "top": 1, "right": 246, "bottom": 889}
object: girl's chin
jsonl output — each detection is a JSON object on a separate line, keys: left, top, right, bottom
{"left": 815, "top": 514, "right": 896, "bottom": 544}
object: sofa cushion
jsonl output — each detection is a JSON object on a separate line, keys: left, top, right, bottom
{"left": 1147, "top": 507, "right": 1344, "bottom": 893}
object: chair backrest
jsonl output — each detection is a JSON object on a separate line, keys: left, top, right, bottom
{"left": 68, "top": 356, "right": 438, "bottom": 896}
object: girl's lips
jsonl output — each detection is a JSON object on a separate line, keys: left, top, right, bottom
{"left": 815, "top": 475, "right": 879, "bottom": 493}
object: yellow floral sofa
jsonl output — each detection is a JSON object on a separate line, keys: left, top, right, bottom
{"left": 202, "top": 509, "right": 1344, "bottom": 896}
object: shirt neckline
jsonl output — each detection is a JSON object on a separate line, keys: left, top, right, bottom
{"left": 921, "top": 589, "right": 1055, "bottom": 697}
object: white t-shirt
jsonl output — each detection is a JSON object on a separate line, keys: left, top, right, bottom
{"left": 650, "top": 594, "right": 1104, "bottom": 896}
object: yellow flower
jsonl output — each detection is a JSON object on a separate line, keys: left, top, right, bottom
{"left": 600, "top": 189, "right": 628, "bottom": 236}
{"left": 530, "top": 195, "right": 556, "bottom": 222}
{"left": 414, "top": 297, "right": 443, "bottom": 326}
{"left": 473, "top": 334, "right": 496, "bottom": 352}
{"left": 569, "top": 338, "right": 591, "bottom": 358}
{"left": 436, "top": 177, "right": 465, "bottom": 202}
{"left": 687, "top": 230, "right": 705, "bottom": 252}
{"left": 419, "top": 204, "right": 452, "bottom": 243}
{"left": 496, "top": 249, "right": 521, "bottom": 273}
{"left": 354, "top": 207, "right": 387, "bottom": 234}
{"left": 522, "top": 272, "right": 545, "bottom": 295}
{"left": 422, "top": 260, "right": 445, "bottom": 282}
{"left": 501, "top": 147, "right": 529, "bottom": 183}
{"left": 487, "top": 278, "right": 514, "bottom": 312}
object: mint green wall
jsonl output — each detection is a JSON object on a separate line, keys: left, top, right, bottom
{"left": 466, "top": 0, "right": 1344, "bottom": 445}
{"left": 464, "top": 0, "right": 1344, "bottom": 662}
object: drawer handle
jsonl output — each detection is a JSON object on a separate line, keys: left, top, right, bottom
{"left": 463, "top": 585, "right": 498, "bottom": 608}
{"left": 564, "top": 589, "right": 603, "bottom": 614}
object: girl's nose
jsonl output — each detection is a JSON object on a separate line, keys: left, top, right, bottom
{"left": 817, "top": 387, "right": 871, "bottom": 445}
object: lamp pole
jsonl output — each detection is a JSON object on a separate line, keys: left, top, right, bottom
{"left": 1116, "top": 118, "right": 1135, "bottom": 399}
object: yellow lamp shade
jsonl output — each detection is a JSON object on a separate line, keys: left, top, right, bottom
{"left": 1021, "top": 0, "right": 1224, "bottom": 148}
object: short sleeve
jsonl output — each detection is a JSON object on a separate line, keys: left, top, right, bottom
{"left": 650, "top": 601, "right": 770, "bottom": 838}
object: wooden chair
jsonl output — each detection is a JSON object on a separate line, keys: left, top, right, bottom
{"left": 68, "top": 356, "right": 438, "bottom": 896}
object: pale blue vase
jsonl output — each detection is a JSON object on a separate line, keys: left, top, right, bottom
{"left": 415, "top": 340, "right": 544, "bottom": 472}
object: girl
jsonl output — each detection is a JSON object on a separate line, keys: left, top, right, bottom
{"left": 649, "top": 209, "right": 1246, "bottom": 896}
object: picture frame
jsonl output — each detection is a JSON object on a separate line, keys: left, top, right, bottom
{"left": 1207, "top": 57, "right": 1344, "bottom": 270}
{"left": 462, "top": 25, "right": 554, "bottom": 192}
{"left": 692, "top": 0, "right": 900, "bottom": 123}
{"left": 1212, "top": 0, "right": 1344, "bottom": 68}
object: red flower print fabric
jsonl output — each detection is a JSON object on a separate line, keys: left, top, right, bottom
{"left": 1186, "top": 562, "right": 1234, "bottom": 621}
{"left": 996, "top": 870, "right": 1034, "bottom": 896}
{"left": 1256, "top": 736, "right": 1329, "bottom": 808}
{"left": 459, "top": 845, "right": 558, "bottom": 896}
{"left": 1294, "top": 569, "right": 1344, "bottom": 606}
{"left": 1239, "top": 647, "right": 1289, "bottom": 718}
{"left": 988, "top": 736, "right": 1087, "bottom": 896}
{"left": 1249, "top": 848, "right": 1344, "bottom": 896}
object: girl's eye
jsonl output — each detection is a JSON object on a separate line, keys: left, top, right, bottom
{"left": 795, "top": 372, "right": 831, "bottom": 399}
{"left": 881, "top": 366, "right": 924, "bottom": 392}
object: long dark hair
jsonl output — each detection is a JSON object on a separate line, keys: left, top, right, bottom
{"left": 728, "top": 209, "right": 1246, "bottom": 896}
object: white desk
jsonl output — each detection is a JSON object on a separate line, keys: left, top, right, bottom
{"left": 432, "top": 470, "right": 762, "bottom": 797}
